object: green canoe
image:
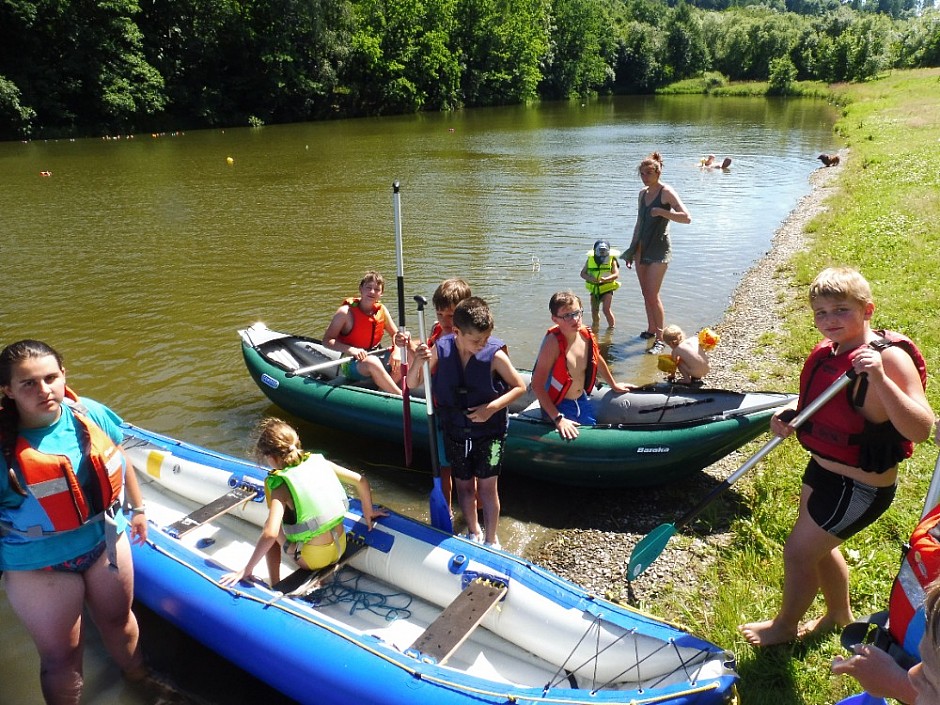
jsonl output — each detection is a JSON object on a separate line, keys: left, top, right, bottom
{"left": 239, "top": 324, "right": 794, "bottom": 488}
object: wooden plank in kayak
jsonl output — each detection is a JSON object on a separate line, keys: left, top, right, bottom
{"left": 409, "top": 577, "right": 508, "bottom": 665}
{"left": 166, "top": 485, "right": 260, "bottom": 539}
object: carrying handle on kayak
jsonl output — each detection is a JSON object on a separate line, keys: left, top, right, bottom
{"left": 627, "top": 369, "right": 857, "bottom": 580}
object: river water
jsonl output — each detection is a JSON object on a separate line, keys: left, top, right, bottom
{"left": 0, "top": 94, "right": 838, "bottom": 703}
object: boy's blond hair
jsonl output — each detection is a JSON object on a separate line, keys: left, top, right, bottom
{"left": 549, "top": 290, "right": 582, "bottom": 316}
{"left": 432, "top": 278, "right": 471, "bottom": 310}
{"left": 809, "top": 267, "right": 873, "bottom": 307}
{"left": 359, "top": 270, "right": 385, "bottom": 290}
{"left": 662, "top": 324, "right": 684, "bottom": 345}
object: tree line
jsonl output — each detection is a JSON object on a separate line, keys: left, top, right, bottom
{"left": 1, "top": 0, "right": 939, "bottom": 140}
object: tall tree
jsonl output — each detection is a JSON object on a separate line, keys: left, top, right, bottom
{"left": 455, "top": 0, "right": 549, "bottom": 105}
{"left": 1, "top": 0, "right": 164, "bottom": 136}
{"left": 541, "top": 0, "right": 611, "bottom": 98}
{"left": 664, "top": 2, "right": 708, "bottom": 81}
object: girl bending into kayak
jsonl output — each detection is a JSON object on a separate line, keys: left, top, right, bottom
{"left": 220, "top": 418, "right": 388, "bottom": 587}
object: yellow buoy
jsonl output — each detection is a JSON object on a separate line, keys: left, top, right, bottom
{"left": 226, "top": 156, "right": 234, "bottom": 166}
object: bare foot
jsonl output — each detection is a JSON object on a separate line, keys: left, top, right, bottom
{"left": 738, "top": 619, "right": 798, "bottom": 647}
{"left": 798, "top": 613, "right": 851, "bottom": 640}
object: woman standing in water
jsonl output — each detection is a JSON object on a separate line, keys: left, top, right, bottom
{"left": 622, "top": 151, "right": 692, "bottom": 355}
{"left": 0, "top": 340, "right": 148, "bottom": 705}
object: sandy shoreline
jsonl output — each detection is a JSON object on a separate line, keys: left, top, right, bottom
{"left": 525, "top": 155, "right": 846, "bottom": 606}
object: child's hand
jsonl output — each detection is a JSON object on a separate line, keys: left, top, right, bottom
{"left": 394, "top": 329, "right": 410, "bottom": 348}
{"left": 219, "top": 568, "right": 252, "bottom": 587}
{"left": 556, "top": 416, "right": 581, "bottom": 440}
{"left": 129, "top": 513, "right": 148, "bottom": 545}
{"left": 465, "top": 404, "right": 495, "bottom": 423}
{"left": 770, "top": 407, "right": 798, "bottom": 438}
{"left": 851, "top": 345, "right": 885, "bottom": 381}
{"left": 362, "top": 505, "right": 390, "bottom": 529}
{"left": 413, "top": 343, "right": 431, "bottom": 362}
{"left": 610, "top": 381, "right": 634, "bottom": 394}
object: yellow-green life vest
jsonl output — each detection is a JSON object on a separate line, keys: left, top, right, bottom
{"left": 584, "top": 255, "right": 620, "bottom": 298}
{"left": 265, "top": 454, "right": 349, "bottom": 543}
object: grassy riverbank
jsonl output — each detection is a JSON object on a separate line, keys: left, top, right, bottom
{"left": 657, "top": 68, "right": 940, "bottom": 704}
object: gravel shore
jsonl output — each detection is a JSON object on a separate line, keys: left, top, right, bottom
{"left": 523, "top": 156, "right": 845, "bottom": 608}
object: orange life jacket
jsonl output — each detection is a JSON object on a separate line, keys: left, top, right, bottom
{"left": 12, "top": 390, "right": 123, "bottom": 533}
{"left": 337, "top": 297, "right": 386, "bottom": 350}
{"left": 888, "top": 502, "right": 940, "bottom": 657}
{"left": 545, "top": 325, "right": 598, "bottom": 405}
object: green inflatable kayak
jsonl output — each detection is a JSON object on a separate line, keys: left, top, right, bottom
{"left": 240, "top": 324, "right": 794, "bottom": 488}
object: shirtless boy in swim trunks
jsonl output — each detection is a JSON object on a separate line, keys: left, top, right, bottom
{"left": 531, "top": 291, "right": 633, "bottom": 441}
{"left": 739, "top": 267, "right": 933, "bottom": 647}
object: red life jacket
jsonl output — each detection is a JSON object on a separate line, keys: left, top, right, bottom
{"left": 796, "top": 331, "right": 927, "bottom": 471}
{"left": 545, "top": 325, "right": 599, "bottom": 405}
{"left": 427, "top": 321, "right": 444, "bottom": 347}
{"left": 888, "top": 503, "right": 940, "bottom": 657}
{"left": 12, "top": 389, "right": 123, "bottom": 533}
{"left": 337, "top": 297, "right": 386, "bottom": 350}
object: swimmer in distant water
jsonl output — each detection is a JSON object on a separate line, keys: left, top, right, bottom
{"left": 700, "top": 155, "right": 732, "bottom": 170}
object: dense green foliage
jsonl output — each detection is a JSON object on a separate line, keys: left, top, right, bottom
{"left": 2, "top": 0, "right": 940, "bottom": 138}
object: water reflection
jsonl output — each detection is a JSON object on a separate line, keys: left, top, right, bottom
{"left": 0, "top": 94, "right": 838, "bottom": 703}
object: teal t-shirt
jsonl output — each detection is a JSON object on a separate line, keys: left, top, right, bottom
{"left": 0, "top": 398, "right": 129, "bottom": 571}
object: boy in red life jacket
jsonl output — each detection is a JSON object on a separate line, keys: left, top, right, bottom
{"left": 531, "top": 291, "right": 634, "bottom": 441}
{"left": 323, "top": 270, "right": 403, "bottom": 396}
{"left": 739, "top": 267, "right": 933, "bottom": 648}
{"left": 408, "top": 298, "right": 526, "bottom": 548}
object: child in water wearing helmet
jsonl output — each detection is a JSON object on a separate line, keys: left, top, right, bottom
{"left": 580, "top": 239, "right": 620, "bottom": 328}
{"left": 220, "top": 418, "right": 388, "bottom": 587}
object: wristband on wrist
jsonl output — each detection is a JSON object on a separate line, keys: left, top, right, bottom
{"left": 554, "top": 413, "right": 564, "bottom": 426}
{"left": 129, "top": 505, "right": 146, "bottom": 516}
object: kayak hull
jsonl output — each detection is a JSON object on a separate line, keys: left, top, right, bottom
{"left": 124, "top": 423, "right": 739, "bottom": 705}
{"left": 239, "top": 325, "right": 794, "bottom": 487}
